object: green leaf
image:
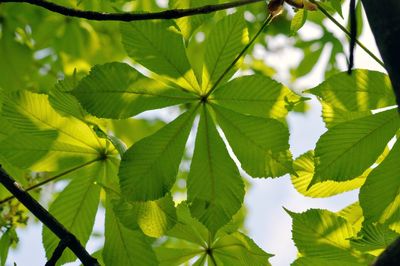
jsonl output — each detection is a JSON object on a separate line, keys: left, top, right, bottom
{"left": 291, "top": 151, "right": 365, "bottom": 198}
{"left": 292, "top": 257, "right": 362, "bottom": 266}
{"left": 103, "top": 201, "right": 158, "bottom": 266}
{"left": 166, "top": 203, "right": 209, "bottom": 247}
{"left": 0, "top": 230, "right": 11, "bottom": 266}
{"left": 49, "top": 74, "right": 87, "bottom": 120}
{"left": 290, "top": 9, "right": 308, "bottom": 35}
{"left": 351, "top": 223, "right": 399, "bottom": 253}
{"left": 291, "top": 45, "right": 323, "bottom": 78}
{"left": 289, "top": 209, "right": 364, "bottom": 264}
{"left": 0, "top": 90, "right": 106, "bottom": 171}
{"left": 119, "top": 106, "right": 198, "bottom": 201}
{"left": 188, "top": 105, "right": 244, "bottom": 234}
{"left": 42, "top": 162, "right": 101, "bottom": 264}
{"left": 107, "top": 118, "right": 166, "bottom": 148}
{"left": 0, "top": 28, "right": 39, "bottom": 92}
{"left": 308, "top": 70, "right": 396, "bottom": 127}
{"left": 311, "top": 109, "right": 400, "bottom": 185}
{"left": 202, "top": 13, "right": 249, "bottom": 92}
{"left": 212, "top": 232, "right": 273, "bottom": 265}
{"left": 0, "top": 133, "right": 99, "bottom": 171}
{"left": 1, "top": 90, "right": 104, "bottom": 151}
{"left": 155, "top": 247, "right": 202, "bottom": 266}
{"left": 72, "top": 62, "right": 197, "bottom": 119}
{"left": 210, "top": 75, "right": 301, "bottom": 119}
{"left": 359, "top": 139, "right": 400, "bottom": 226}
{"left": 120, "top": 20, "right": 201, "bottom": 93}
{"left": 330, "top": 0, "right": 343, "bottom": 18}
{"left": 337, "top": 202, "right": 364, "bottom": 232}
{"left": 113, "top": 193, "right": 177, "bottom": 238}
{"left": 170, "top": 0, "right": 218, "bottom": 43}
{"left": 212, "top": 104, "right": 293, "bottom": 178}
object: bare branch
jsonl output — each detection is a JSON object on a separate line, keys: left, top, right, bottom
{"left": 0, "top": 166, "right": 99, "bottom": 266}
{"left": 0, "top": 0, "right": 264, "bottom": 21}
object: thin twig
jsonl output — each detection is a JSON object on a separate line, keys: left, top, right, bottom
{"left": 309, "top": 0, "right": 385, "bottom": 68}
{"left": 0, "top": 158, "right": 100, "bottom": 205}
{"left": 205, "top": 14, "right": 274, "bottom": 98}
{"left": 0, "top": 0, "right": 264, "bottom": 21}
{"left": 0, "top": 166, "right": 99, "bottom": 266}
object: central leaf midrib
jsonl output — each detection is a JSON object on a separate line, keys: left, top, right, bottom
{"left": 76, "top": 89, "right": 197, "bottom": 100}
{"left": 203, "top": 107, "right": 216, "bottom": 206}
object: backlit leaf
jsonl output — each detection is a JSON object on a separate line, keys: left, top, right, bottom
{"left": 119, "top": 106, "right": 197, "bottom": 201}
{"left": 291, "top": 151, "right": 365, "bottom": 198}
{"left": 308, "top": 70, "right": 396, "bottom": 127}
{"left": 210, "top": 75, "right": 301, "bottom": 119}
{"left": 73, "top": 62, "right": 197, "bottom": 119}
{"left": 103, "top": 201, "right": 158, "bottom": 266}
{"left": 212, "top": 104, "right": 293, "bottom": 178}
{"left": 202, "top": 13, "right": 249, "bottom": 92}
{"left": 42, "top": 162, "right": 102, "bottom": 264}
{"left": 289, "top": 209, "right": 365, "bottom": 264}
{"left": 360, "top": 139, "right": 400, "bottom": 226}
{"left": 311, "top": 109, "right": 400, "bottom": 185}
{"left": 113, "top": 193, "right": 177, "bottom": 238}
{"left": 120, "top": 20, "right": 201, "bottom": 93}
{"left": 188, "top": 105, "right": 244, "bottom": 234}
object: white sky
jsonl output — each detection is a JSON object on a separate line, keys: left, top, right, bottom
{"left": 6, "top": 1, "right": 387, "bottom": 265}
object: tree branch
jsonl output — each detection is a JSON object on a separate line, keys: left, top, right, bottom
{"left": 0, "top": 166, "right": 99, "bottom": 266}
{"left": 361, "top": 0, "right": 400, "bottom": 110}
{"left": 0, "top": 0, "right": 264, "bottom": 21}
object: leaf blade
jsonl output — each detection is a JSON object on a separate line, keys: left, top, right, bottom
{"left": 119, "top": 106, "right": 197, "bottom": 201}
{"left": 187, "top": 105, "right": 244, "bottom": 234}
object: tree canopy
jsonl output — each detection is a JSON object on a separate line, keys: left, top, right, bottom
{"left": 0, "top": 0, "right": 399, "bottom": 265}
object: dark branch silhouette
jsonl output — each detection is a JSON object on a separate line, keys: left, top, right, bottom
{"left": 362, "top": 0, "right": 400, "bottom": 110}
{"left": 0, "top": 166, "right": 99, "bottom": 266}
{"left": 0, "top": 0, "right": 264, "bottom": 21}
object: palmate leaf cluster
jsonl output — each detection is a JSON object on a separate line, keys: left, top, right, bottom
{"left": 0, "top": 0, "right": 399, "bottom": 265}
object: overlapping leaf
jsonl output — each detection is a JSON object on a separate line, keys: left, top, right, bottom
{"left": 170, "top": 0, "right": 218, "bottom": 43}
{"left": 72, "top": 62, "right": 197, "bottom": 119}
{"left": 120, "top": 20, "right": 201, "bottom": 93}
{"left": 42, "top": 162, "right": 102, "bottom": 264}
{"left": 103, "top": 201, "right": 158, "bottom": 266}
{"left": 0, "top": 90, "right": 108, "bottom": 171}
{"left": 350, "top": 223, "right": 399, "bottom": 253}
{"left": 212, "top": 104, "right": 293, "bottom": 178}
{"left": 209, "top": 75, "right": 301, "bottom": 119}
{"left": 289, "top": 209, "right": 369, "bottom": 264}
{"left": 71, "top": 13, "right": 295, "bottom": 236}
{"left": 359, "top": 139, "right": 400, "bottom": 229}
{"left": 119, "top": 106, "right": 197, "bottom": 201}
{"left": 156, "top": 204, "right": 272, "bottom": 266}
{"left": 187, "top": 105, "right": 245, "bottom": 234}
{"left": 311, "top": 109, "right": 399, "bottom": 185}
{"left": 291, "top": 151, "right": 365, "bottom": 198}
{"left": 308, "top": 70, "right": 396, "bottom": 127}
{"left": 202, "top": 12, "right": 249, "bottom": 92}
{"left": 113, "top": 193, "right": 177, "bottom": 238}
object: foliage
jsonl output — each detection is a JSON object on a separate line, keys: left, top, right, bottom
{"left": 0, "top": 0, "right": 399, "bottom": 265}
